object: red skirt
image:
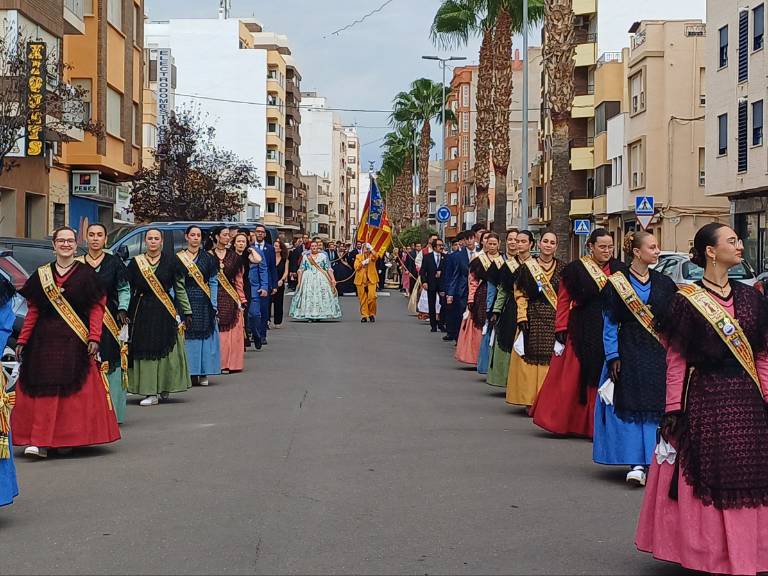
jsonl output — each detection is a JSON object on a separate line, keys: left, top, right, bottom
{"left": 12, "top": 360, "right": 121, "bottom": 448}
{"left": 455, "top": 316, "right": 482, "bottom": 365}
{"left": 530, "top": 339, "right": 595, "bottom": 438}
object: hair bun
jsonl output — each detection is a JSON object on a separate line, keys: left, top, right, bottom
{"left": 623, "top": 232, "right": 635, "bottom": 258}
{"left": 689, "top": 246, "right": 705, "bottom": 267}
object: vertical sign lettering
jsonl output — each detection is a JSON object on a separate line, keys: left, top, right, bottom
{"left": 156, "top": 48, "right": 171, "bottom": 146}
{"left": 26, "top": 41, "right": 46, "bottom": 157}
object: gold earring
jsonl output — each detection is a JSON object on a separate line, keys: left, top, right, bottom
{"left": 712, "top": 256, "right": 717, "bottom": 267}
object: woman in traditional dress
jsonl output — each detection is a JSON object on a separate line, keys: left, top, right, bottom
{"left": 0, "top": 273, "right": 17, "bottom": 503}
{"left": 210, "top": 227, "right": 247, "bottom": 374}
{"left": 593, "top": 231, "right": 677, "bottom": 486}
{"left": 487, "top": 230, "right": 519, "bottom": 388}
{"left": 80, "top": 223, "right": 130, "bottom": 424}
{"left": 272, "top": 239, "right": 290, "bottom": 328}
{"left": 233, "top": 232, "right": 257, "bottom": 349}
{"left": 476, "top": 233, "right": 504, "bottom": 375}
{"left": 507, "top": 231, "right": 566, "bottom": 408}
{"left": 636, "top": 223, "right": 768, "bottom": 575}
{"left": 178, "top": 225, "right": 220, "bottom": 386}
{"left": 13, "top": 226, "right": 120, "bottom": 457}
{"left": 289, "top": 240, "right": 342, "bottom": 321}
{"left": 127, "top": 228, "right": 192, "bottom": 406}
{"left": 531, "top": 228, "right": 624, "bottom": 438}
{"left": 455, "top": 232, "right": 494, "bottom": 366}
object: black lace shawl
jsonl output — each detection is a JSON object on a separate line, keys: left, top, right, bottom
{"left": 91, "top": 253, "right": 127, "bottom": 368}
{"left": 660, "top": 282, "right": 768, "bottom": 509}
{"left": 213, "top": 249, "right": 241, "bottom": 332}
{"left": 179, "top": 251, "right": 217, "bottom": 340}
{"left": 495, "top": 259, "right": 520, "bottom": 353}
{"left": 19, "top": 263, "right": 103, "bottom": 397}
{"left": 561, "top": 258, "right": 626, "bottom": 403}
{"left": 602, "top": 269, "right": 677, "bottom": 419}
{"left": 469, "top": 256, "right": 495, "bottom": 329}
{"left": 517, "top": 259, "right": 566, "bottom": 365}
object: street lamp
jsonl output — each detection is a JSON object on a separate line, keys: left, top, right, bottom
{"left": 422, "top": 55, "right": 466, "bottom": 235}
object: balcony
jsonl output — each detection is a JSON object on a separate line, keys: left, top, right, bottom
{"left": 572, "top": 94, "right": 595, "bottom": 118}
{"left": 64, "top": 0, "right": 86, "bottom": 35}
{"left": 569, "top": 198, "right": 594, "bottom": 216}
{"left": 286, "top": 125, "right": 301, "bottom": 146}
{"left": 574, "top": 32, "right": 597, "bottom": 67}
{"left": 572, "top": 0, "right": 596, "bottom": 15}
{"left": 570, "top": 137, "right": 594, "bottom": 171}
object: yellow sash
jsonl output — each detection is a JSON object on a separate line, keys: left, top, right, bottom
{"left": 218, "top": 271, "right": 241, "bottom": 306}
{"left": 504, "top": 258, "right": 520, "bottom": 274}
{"left": 580, "top": 256, "right": 609, "bottom": 291}
{"left": 135, "top": 255, "right": 183, "bottom": 332}
{"left": 678, "top": 284, "right": 761, "bottom": 393}
{"left": 525, "top": 258, "right": 558, "bottom": 309}
{"left": 0, "top": 372, "right": 14, "bottom": 459}
{"left": 308, "top": 255, "right": 337, "bottom": 296}
{"left": 177, "top": 251, "right": 212, "bottom": 300}
{"left": 607, "top": 272, "right": 660, "bottom": 342}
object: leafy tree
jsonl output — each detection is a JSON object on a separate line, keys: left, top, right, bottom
{"left": 395, "top": 224, "right": 439, "bottom": 248}
{"left": 131, "top": 108, "right": 259, "bottom": 221}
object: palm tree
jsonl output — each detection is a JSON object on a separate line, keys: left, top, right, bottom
{"left": 543, "top": 0, "right": 575, "bottom": 259}
{"left": 391, "top": 78, "right": 452, "bottom": 224}
{"left": 380, "top": 127, "right": 418, "bottom": 231}
{"left": 432, "top": 0, "right": 544, "bottom": 233}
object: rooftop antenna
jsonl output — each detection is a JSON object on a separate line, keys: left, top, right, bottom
{"left": 219, "top": 0, "right": 231, "bottom": 19}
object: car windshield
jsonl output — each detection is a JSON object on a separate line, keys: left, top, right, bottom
{"left": 107, "top": 225, "right": 135, "bottom": 248}
{"left": 682, "top": 260, "right": 753, "bottom": 281}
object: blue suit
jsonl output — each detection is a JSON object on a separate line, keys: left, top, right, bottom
{"left": 444, "top": 247, "right": 470, "bottom": 340}
{"left": 247, "top": 253, "right": 269, "bottom": 345}
{"left": 253, "top": 242, "right": 278, "bottom": 342}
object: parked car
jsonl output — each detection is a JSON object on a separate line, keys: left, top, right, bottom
{"left": 0, "top": 237, "right": 84, "bottom": 273}
{"left": 655, "top": 253, "right": 758, "bottom": 286}
{"left": 108, "top": 221, "right": 279, "bottom": 262}
{"left": 651, "top": 251, "right": 689, "bottom": 270}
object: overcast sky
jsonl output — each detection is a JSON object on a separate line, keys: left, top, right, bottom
{"left": 145, "top": 0, "right": 706, "bottom": 168}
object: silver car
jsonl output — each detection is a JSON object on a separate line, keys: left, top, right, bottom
{"left": 654, "top": 254, "right": 758, "bottom": 287}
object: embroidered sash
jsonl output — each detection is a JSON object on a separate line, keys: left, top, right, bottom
{"left": 678, "top": 284, "right": 761, "bottom": 392}
{"left": 218, "top": 271, "right": 241, "bottom": 305}
{"left": 526, "top": 258, "right": 558, "bottom": 309}
{"left": 607, "top": 272, "right": 660, "bottom": 342}
{"left": 308, "top": 255, "right": 337, "bottom": 295}
{"left": 177, "top": 251, "right": 212, "bottom": 300}
{"left": 135, "top": 255, "right": 183, "bottom": 331}
{"left": 0, "top": 372, "right": 14, "bottom": 459}
{"left": 580, "top": 256, "right": 609, "bottom": 291}
{"left": 505, "top": 258, "right": 520, "bottom": 274}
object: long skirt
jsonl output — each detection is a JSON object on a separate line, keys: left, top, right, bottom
{"left": 0, "top": 432, "right": 18, "bottom": 506}
{"left": 408, "top": 285, "right": 421, "bottom": 316}
{"left": 219, "top": 314, "right": 245, "bottom": 372}
{"left": 486, "top": 345, "right": 511, "bottom": 388}
{"left": 12, "top": 362, "right": 121, "bottom": 448}
{"left": 476, "top": 328, "right": 492, "bottom": 374}
{"left": 186, "top": 327, "right": 222, "bottom": 377}
{"left": 128, "top": 333, "right": 191, "bottom": 396}
{"left": 507, "top": 353, "right": 549, "bottom": 407}
{"left": 455, "top": 317, "right": 482, "bottom": 365}
{"left": 636, "top": 456, "right": 768, "bottom": 575}
{"left": 530, "top": 339, "right": 595, "bottom": 438}
{"left": 107, "top": 368, "right": 126, "bottom": 425}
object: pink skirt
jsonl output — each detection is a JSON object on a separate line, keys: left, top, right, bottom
{"left": 219, "top": 312, "right": 245, "bottom": 372}
{"left": 455, "top": 316, "right": 482, "bottom": 365}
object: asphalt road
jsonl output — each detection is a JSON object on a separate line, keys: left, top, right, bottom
{"left": 1, "top": 294, "right": 693, "bottom": 575}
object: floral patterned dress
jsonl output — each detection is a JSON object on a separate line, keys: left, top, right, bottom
{"left": 289, "top": 253, "right": 342, "bottom": 321}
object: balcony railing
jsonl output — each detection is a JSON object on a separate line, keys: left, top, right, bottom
{"left": 597, "top": 52, "right": 622, "bottom": 66}
{"left": 574, "top": 83, "right": 595, "bottom": 96}
{"left": 570, "top": 136, "right": 595, "bottom": 148}
{"left": 573, "top": 30, "right": 597, "bottom": 44}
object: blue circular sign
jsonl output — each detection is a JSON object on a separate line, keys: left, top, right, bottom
{"left": 436, "top": 206, "right": 451, "bottom": 223}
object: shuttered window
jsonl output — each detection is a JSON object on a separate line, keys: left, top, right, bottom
{"left": 718, "top": 113, "right": 728, "bottom": 155}
{"left": 739, "top": 10, "right": 749, "bottom": 82}
{"left": 738, "top": 99, "right": 748, "bottom": 172}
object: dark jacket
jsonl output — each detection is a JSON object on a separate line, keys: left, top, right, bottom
{"left": 420, "top": 250, "right": 446, "bottom": 292}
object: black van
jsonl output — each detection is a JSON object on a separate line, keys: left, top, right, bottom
{"left": 107, "top": 221, "right": 279, "bottom": 262}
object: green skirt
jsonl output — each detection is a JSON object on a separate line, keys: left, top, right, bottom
{"left": 128, "top": 333, "right": 191, "bottom": 396}
{"left": 486, "top": 344, "right": 511, "bottom": 388}
{"left": 107, "top": 368, "right": 127, "bottom": 424}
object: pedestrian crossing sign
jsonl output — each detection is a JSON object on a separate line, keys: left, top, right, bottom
{"left": 635, "top": 196, "right": 654, "bottom": 215}
{"left": 573, "top": 219, "right": 591, "bottom": 235}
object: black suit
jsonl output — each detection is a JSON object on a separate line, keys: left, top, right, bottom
{"left": 419, "top": 251, "right": 446, "bottom": 331}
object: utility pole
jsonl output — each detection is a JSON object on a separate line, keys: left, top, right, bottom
{"left": 521, "top": 0, "right": 529, "bottom": 230}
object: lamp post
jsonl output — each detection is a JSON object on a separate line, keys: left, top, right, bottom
{"left": 521, "top": 0, "right": 529, "bottom": 230}
{"left": 422, "top": 55, "right": 466, "bottom": 237}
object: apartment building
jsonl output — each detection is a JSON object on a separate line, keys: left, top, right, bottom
{"left": 0, "top": 0, "right": 87, "bottom": 238}
{"left": 302, "top": 173, "right": 332, "bottom": 239}
{"left": 344, "top": 128, "right": 360, "bottom": 239}
{"left": 284, "top": 59, "right": 306, "bottom": 233}
{"left": 707, "top": 1, "right": 768, "bottom": 270}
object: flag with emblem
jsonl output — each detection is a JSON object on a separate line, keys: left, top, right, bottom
{"left": 356, "top": 174, "right": 392, "bottom": 257}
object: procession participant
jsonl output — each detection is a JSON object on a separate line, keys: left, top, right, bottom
{"left": 0, "top": 274, "right": 17, "bottom": 504}
{"left": 419, "top": 238, "right": 447, "bottom": 332}
{"left": 178, "top": 225, "right": 220, "bottom": 386}
{"left": 289, "top": 240, "right": 342, "bottom": 321}
{"left": 13, "top": 226, "right": 120, "bottom": 457}
{"left": 593, "top": 231, "right": 676, "bottom": 486}
{"left": 455, "top": 232, "right": 493, "bottom": 365}
{"left": 333, "top": 243, "right": 355, "bottom": 296}
{"left": 127, "top": 228, "right": 192, "bottom": 406}
{"left": 288, "top": 235, "right": 308, "bottom": 290}
{"left": 506, "top": 231, "right": 565, "bottom": 407}
{"left": 531, "top": 228, "right": 624, "bottom": 438}
{"left": 354, "top": 243, "right": 380, "bottom": 323}
{"left": 272, "top": 239, "right": 290, "bottom": 328}
{"left": 210, "top": 227, "right": 247, "bottom": 374}
{"left": 78, "top": 223, "right": 130, "bottom": 424}
{"left": 246, "top": 235, "right": 268, "bottom": 349}
{"left": 444, "top": 232, "right": 471, "bottom": 342}
{"left": 233, "top": 232, "right": 255, "bottom": 349}
{"left": 252, "top": 225, "right": 278, "bottom": 345}
{"left": 486, "top": 230, "right": 519, "bottom": 387}
{"left": 636, "top": 223, "right": 768, "bottom": 575}
{"left": 476, "top": 233, "right": 504, "bottom": 374}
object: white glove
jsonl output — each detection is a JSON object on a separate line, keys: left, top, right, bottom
{"left": 598, "top": 378, "right": 615, "bottom": 405}
{"left": 119, "top": 323, "right": 129, "bottom": 343}
{"left": 362, "top": 258, "right": 370, "bottom": 266}
{"left": 655, "top": 438, "right": 677, "bottom": 465}
{"left": 513, "top": 331, "right": 525, "bottom": 357}
{"left": 553, "top": 340, "right": 565, "bottom": 356}
{"left": 488, "top": 329, "right": 496, "bottom": 347}
{"left": 462, "top": 309, "right": 470, "bottom": 320}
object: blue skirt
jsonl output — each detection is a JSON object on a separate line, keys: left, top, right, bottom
{"left": 185, "top": 328, "right": 221, "bottom": 377}
{"left": 477, "top": 329, "right": 492, "bottom": 375}
{"left": 0, "top": 433, "right": 18, "bottom": 507}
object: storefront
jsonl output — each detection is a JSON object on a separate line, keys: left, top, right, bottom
{"left": 69, "top": 171, "right": 117, "bottom": 236}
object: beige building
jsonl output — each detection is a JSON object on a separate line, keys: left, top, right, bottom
{"left": 343, "top": 128, "right": 360, "bottom": 239}
{"left": 302, "top": 173, "right": 331, "bottom": 239}
{"left": 706, "top": 0, "right": 768, "bottom": 270}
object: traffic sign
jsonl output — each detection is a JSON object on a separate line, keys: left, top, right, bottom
{"left": 635, "top": 196, "right": 654, "bottom": 216}
{"left": 435, "top": 206, "right": 451, "bottom": 224}
{"left": 637, "top": 214, "right": 654, "bottom": 230}
{"left": 574, "top": 219, "right": 591, "bottom": 235}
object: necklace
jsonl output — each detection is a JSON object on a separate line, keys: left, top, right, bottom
{"left": 538, "top": 257, "right": 555, "bottom": 272}
{"left": 86, "top": 252, "right": 105, "bottom": 266}
{"left": 145, "top": 252, "right": 161, "bottom": 264}
{"left": 55, "top": 260, "right": 76, "bottom": 271}
{"left": 702, "top": 275, "right": 731, "bottom": 297}
{"left": 630, "top": 266, "right": 650, "bottom": 279}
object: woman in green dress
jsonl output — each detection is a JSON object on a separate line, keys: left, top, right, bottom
{"left": 127, "top": 229, "right": 192, "bottom": 406}
{"left": 487, "top": 230, "right": 519, "bottom": 388}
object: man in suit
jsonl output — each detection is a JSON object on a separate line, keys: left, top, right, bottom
{"left": 288, "top": 235, "right": 306, "bottom": 290}
{"left": 252, "top": 224, "right": 278, "bottom": 345}
{"left": 443, "top": 231, "right": 471, "bottom": 342}
{"left": 404, "top": 242, "right": 418, "bottom": 294}
{"left": 326, "top": 241, "right": 338, "bottom": 264}
{"left": 420, "top": 238, "right": 446, "bottom": 332}
{"left": 354, "top": 243, "right": 379, "bottom": 323}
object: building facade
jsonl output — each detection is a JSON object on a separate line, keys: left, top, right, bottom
{"left": 302, "top": 173, "right": 331, "bottom": 239}
{"left": 344, "top": 128, "right": 360, "bottom": 239}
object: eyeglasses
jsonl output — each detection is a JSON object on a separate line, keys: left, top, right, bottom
{"left": 55, "top": 239, "right": 76, "bottom": 245}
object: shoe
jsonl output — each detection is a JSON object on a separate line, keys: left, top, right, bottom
{"left": 140, "top": 395, "right": 159, "bottom": 406}
{"left": 199, "top": 376, "right": 209, "bottom": 386}
{"left": 221, "top": 369, "right": 230, "bottom": 375}
{"left": 254, "top": 338, "right": 262, "bottom": 350}
{"left": 262, "top": 339, "right": 268, "bottom": 345}
{"left": 24, "top": 446, "right": 47, "bottom": 458}
{"left": 361, "top": 317, "right": 368, "bottom": 323}
{"left": 431, "top": 327, "right": 438, "bottom": 332}
{"left": 370, "top": 317, "right": 375, "bottom": 323}
{"left": 160, "top": 392, "right": 170, "bottom": 401}
{"left": 626, "top": 466, "right": 647, "bottom": 487}
{"left": 57, "top": 447, "right": 73, "bottom": 456}
{"left": 442, "top": 335, "right": 455, "bottom": 342}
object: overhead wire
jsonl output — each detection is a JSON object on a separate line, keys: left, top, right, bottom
{"left": 322, "top": 0, "right": 397, "bottom": 39}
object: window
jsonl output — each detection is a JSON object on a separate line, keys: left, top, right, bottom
{"left": 267, "top": 122, "right": 277, "bottom": 133}
{"left": 449, "top": 192, "right": 458, "bottom": 205}
{"left": 267, "top": 174, "right": 276, "bottom": 187}
{"left": 348, "top": 156, "right": 356, "bottom": 164}
{"left": 461, "top": 112, "right": 469, "bottom": 133}
{"left": 461, "top": 136, "right": 469, "bottom": 157}
{"left": 318, "top": 223, "right": 329, "bottom": 235}
{"left": 107, "top": 0, "right": 122, "bottom": 30}
{"left": 718, "top": 113, "right": 728, "bottom": 155}
{"left": 611, "top": 155, "right": 623, "bottom": 185}
{"left": 267, "top": 69, "right": 278, "bottom": 80}
{"left": 755, "top": 4, "right": 765, "bottom": 50}
{"left": 754, "top": 100, "right": 764, "bottom": 146}
{"left": 449, "top": 169, "right": 458, "bottom": 182}
{"left": 106, "top": 87, "right": 122, "bottom": 138}
{"left": 630, "top": 72, "right": 644, "bottom": 114}
{"left": 462, "top": 160, "right": 469, "bottom": 179}
{"left": 461, "top": 84, "right": 470, "bottom": 107}
{"left": 450, "top": 147, "right": 459, "bottom": 159}
{"left": 719, "top": 25, "right": 729, "bottom": 68}
{"left": 629, "top": 140, "right": 644, "bottom": 189}
{"left": 739, "top": 10, "right": 749, "bottom": 81}
{"left": 72, "top": 78, "right": 91, "bottom": 122}
{"left": 143, "top": 124, "right": 157, "bottom": 149}
{"left": 699, "top": 67, "right": 706, "bottom": 106}
{"left": 318, "top": 204, "right": 329, "bottom": 215}
{"left": 133, "top": 102, "right": 139, "bottom": 145}
{"left": 266, "top": 149, "right": 278, "bottom": 161}
{"left": 267, "top": 202, "right": 276, "bottom": 213}
{"left": 134, "top": 4, "right": 140, "bottom": 43}
{"left": 595, "top": 101, "right": 620, "bottom": 134}
{"left": 698, "top": 148, "right": 705, "bottom": 186}
{"left": 739, "top": 99, "right": 749, "bottom": 172}
{"left": 53, "top": 203, "right": 65, "bottom": 229}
